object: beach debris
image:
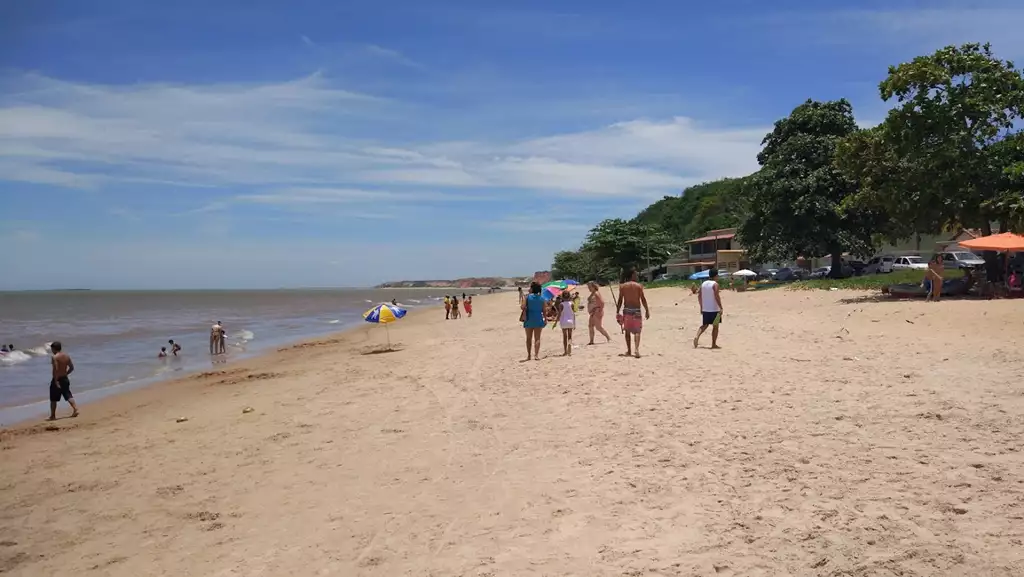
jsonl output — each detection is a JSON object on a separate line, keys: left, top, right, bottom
{"left": 242, "top": 406, "right": 255, "bottom": 414}
{"left": 905, "top": 319, "right": 915, "bottom": 324}
{"left": 811, "top": 557, "right": 829, "bottom": 568}
{"left": 176, "top": 417, "right": 189, "bottom": 423}
{"left": 951, "top": 506, "right": 968, "bottom": 515}
{"left": 842, "top": 356, "right": 860, "bottom": 361}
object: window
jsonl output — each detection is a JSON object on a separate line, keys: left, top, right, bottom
{"left": 942, "top": 254, "right": 954, "bottom": 262}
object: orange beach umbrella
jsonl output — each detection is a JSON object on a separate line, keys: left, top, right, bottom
{"left": 960, "top": 232, "right": 1024, "bottom": 252}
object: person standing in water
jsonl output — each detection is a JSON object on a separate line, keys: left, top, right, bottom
{"left": 48, "top": 341, "right": 79, "bottom": 421}
{"left": 693, "top": 269, "right": 724, "bottom": 349}
{"left": 210, "top": 321, "right": 226, "bottom": 355}
{"left": 169, "top": 339, "right": 181, "bottom": 356}
{"left": 615, "top": 268, "right": 650, "bottom": 358}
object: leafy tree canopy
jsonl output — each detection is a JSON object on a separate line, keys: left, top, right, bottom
{"left": 737, "top": 99, "right": 881, "bottom": 275}
{"left": 582, "top": 218, "right": 679, "bottom": 275}
{"left": 848, "top": 43, "right": 1024, "bottom": 235}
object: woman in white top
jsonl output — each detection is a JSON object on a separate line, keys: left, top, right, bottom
{"left": 556, "top": 292, "right": 576, "bottom": 356}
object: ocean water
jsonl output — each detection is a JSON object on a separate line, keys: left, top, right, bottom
{"left": 0, "top": 289, "right": 452, "bottom": 423}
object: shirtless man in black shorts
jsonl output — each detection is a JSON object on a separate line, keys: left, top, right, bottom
{"left": 48, "top": 341, "right": 79, "bottom": 421}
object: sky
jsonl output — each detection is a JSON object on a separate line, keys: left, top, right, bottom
{"left": 3, "top": 0, "right": 1024, "bottom": 289}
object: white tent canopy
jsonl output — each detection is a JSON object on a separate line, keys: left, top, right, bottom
{"left": 732, "top": 269, "right": 758, "bottom": 277}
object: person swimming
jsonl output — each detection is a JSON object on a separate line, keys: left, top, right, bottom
{"left": 158, "top": 347, "right": 167, "bottom": 358}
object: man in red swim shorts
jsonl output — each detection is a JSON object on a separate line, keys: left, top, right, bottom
{"left": 615, "top": 268, "right": 650, "bottom": 358}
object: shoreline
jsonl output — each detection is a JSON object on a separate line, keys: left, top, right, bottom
{"left": 3, "top": 288, "right": 1023, "bottom": 576}
{"left": 0, "top": 304, "right": 439, "bottom": 431}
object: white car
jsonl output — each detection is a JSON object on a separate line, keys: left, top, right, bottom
{"left": 941, "top": 251, "right": 985, "bottom": 270}
{"left": 892, "top": 256, "right": 928, "bottom": 270}
{"left": 864, "top": 255, "right": 895, "bottom": 274}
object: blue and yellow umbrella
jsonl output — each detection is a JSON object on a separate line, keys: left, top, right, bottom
{"left": 363, "top": 303, "right": 407, "bottom": 349}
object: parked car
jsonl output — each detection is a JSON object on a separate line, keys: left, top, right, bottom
{"left": 845, "top": 259, "right": 866, "bottom": 276}
{"left": 940, "top": 251, "right": 985, "bottom": 270}
{"left": 757, "top": 268, "right": 779, "bottom": 280}
{"left": 810, "top": 266, "right": 831, "bottom": 278}
{"left": 892, "top": 255, "right": 928, "bottom": 270}
{"left": 864, "top": 255, "right": 895, "bottom": 274}
{"left": 774, "top": 267, "right": 807, "bottom": 281}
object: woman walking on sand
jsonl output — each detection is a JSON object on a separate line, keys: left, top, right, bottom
{"left": 521, "top": 282, "right": 546, "bottom": 361}
{"left": 464, "top": 296, "right": 473, "bottom": 317}
{"left": 586, "top": 281, "right": 611, "bottom": 345}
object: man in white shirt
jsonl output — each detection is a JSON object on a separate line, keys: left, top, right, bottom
{"left": 693, "top": 269, "right": 723, "bottom": 349}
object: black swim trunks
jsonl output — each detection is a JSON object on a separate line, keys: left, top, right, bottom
{"left": 49, "top": 376, "right": 72, "bottom": 402}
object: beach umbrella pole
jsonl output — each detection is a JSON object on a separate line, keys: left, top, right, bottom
{"left": 385, "top": 324, "right": 391, "bottom": 350}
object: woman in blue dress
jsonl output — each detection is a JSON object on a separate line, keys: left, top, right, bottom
{"left": 521, "top": 282, "right": 548, "bottom": 361}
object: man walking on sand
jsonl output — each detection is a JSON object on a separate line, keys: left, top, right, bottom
{"left": 694, "top": 269, "right": 724, "bottom": 349}
{"left": 48, "top": 341, "right": 79, "bottom": 420}
{"left": 615, "top": 268, "right": 650, "bottom": 358}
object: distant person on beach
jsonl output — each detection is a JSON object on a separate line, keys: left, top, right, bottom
{"left": 444, "top": 296, "right": 452, "bottom": 320}
{"left": 693, "top": 269, "right": 723, "bottom": 349}
{"left": 211, "top": 321, "right": 226, "bottom": 355}
{"left": 586, "top": 281, "right": 612, "bottom": 345}
{"left": 465, "top": 296, "right": 473, "bottom": 318}
{"left": 451, "top": 296, "right": 460, "bottom": 319}
{"left": 48, "top": 341, "right": 79, "bottom": 421}
{"left": 462, "top": 292, "right": 466, "bottom": 301}
{"left": 391, "top": 298, "right": 398, "bottom": 306}
{"left": 521, "top": 282, "right": 547, "bottom": 361}
{"left": 615, "top": 268, "right": 650, "bottom": 358}
{"left": 158, "top": 347, "right": 167, "bottom": 358}
{"left": 169, "top": 339, "right": 181, "bottom": 356}
{"left": 518, "top": 286, "right": 524, "bottom": 306}
{"left": 926, "top": 254, "right": 944, "bottom": 302}
{"left": 556, "top": 291, "right": 576, "bottom": 356}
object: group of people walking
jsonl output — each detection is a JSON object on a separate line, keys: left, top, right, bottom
{"left": 520, "top": 267, "right": 724, "bottom": 361}
{"left": 443, "top": 294, "right": 473, "bottom": 320}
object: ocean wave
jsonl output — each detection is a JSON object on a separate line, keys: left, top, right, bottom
{"left": 407, "top": 299, "right": 421, "bottom": 303}
{"left": 0, "top": 351, "right": 33, "bottom": 365}
{"left": 235, "top": 329, "right": 255, "bottom": 342}
{"left": 328, "top": 319, "right": 341, "bottom": 324}
{"left": 25, "top": 343, "right": 52, "bottom": 356}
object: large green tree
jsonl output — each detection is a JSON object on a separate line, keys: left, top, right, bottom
{"left": 582, "top": 218, "right": 679, "bottom": 276}
{"left": 841, "top": 43, "right": 1024, "bottom": 236}
{"left": 737, "top": 99, "right": 880, "bottom": 276}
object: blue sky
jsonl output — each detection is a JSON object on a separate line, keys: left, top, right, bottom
{"left": 3, "top": 0, "right": 1023, "bottom": 289}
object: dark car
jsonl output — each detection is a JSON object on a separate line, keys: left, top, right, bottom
{"left": 774, "top": 267, "right": 807, "bottom": 281}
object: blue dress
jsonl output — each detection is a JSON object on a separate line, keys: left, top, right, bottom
{"left": 523, "top": 294, "right": 547, "bottom": 328}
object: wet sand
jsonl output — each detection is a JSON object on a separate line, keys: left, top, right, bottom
{"left": 1, "top": 288, "right": 1023, "bottom": 576}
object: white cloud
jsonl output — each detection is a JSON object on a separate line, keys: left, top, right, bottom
{"left": 763, "top": 7, "right": 1024, "bottom": 57}
{"left": 0, "top": 73, "right": 768, "bottom": 201}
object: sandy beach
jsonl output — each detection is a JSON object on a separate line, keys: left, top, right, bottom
{"left": 2, "top": 287, "right": 1023, "bottom": 576}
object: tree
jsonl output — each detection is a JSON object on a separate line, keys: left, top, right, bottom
{"left": 551, "top": 248, "right": 613, "bottom": 283}
{"left": 633, "top": 176, "right": 750, "bottom": 241}
{"left": 737, "top": 99, "right": 880, "bottom": 277}
{"left": 858, "top": 43, "right": 1024, "bottom": 235}
{"left": 582, "top": 218, "right": 679, "bottom": 276}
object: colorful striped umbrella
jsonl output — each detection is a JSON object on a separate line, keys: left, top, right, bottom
{"left": 541, "top": 279, "right": 578, "bottom": 300}
{"left": 363, "top": 303, "right": 407, "bottom": 349}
